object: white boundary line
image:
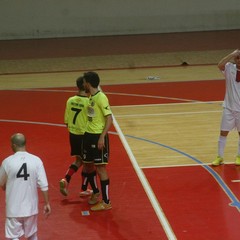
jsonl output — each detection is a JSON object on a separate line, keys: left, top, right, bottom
{"left": 231, "top": 180, "right": 240, "bottom": 183}
{"left": 1, "top": 117, "right": 177, "bottom": 239}
{"left": 114, "top": 110, "right": 222, "bottom": 118}
{"left": 112, "top": 114, "right": 177, "bottom": 240}
{"left": 141, "top": 162, "right": 235, "bottom": 169}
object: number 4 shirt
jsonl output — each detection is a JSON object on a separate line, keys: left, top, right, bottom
{"left": 0, "top": 151, "right": 48, "bottom": 218}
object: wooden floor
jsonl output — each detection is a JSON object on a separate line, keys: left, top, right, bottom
{"left": 1, "top": 30, "right": 240, "bottom": 239}
{"left": 0, "top": 29, "right": 239, "bottom": 89}
{"left": 1, "top": 29, "right": 238, "bottom": 167}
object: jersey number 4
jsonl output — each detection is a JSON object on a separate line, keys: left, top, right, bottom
{"left": 16, "top": 163, "right": 30, "bottom": 180}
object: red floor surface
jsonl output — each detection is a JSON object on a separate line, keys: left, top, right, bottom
{"left": 144, "top": 165, "right": 240, "bottom": 240}
{"left": 102, "top": 80, "right": 225, "bottom": 105}
{"left": 1, "top": 79, "right": 240, "bottom": 239}
{"left": 0, "top": 87, "right": 169, "bottom": 239}
{"left": 0, "top": 122, "right": 167, "bottom": 240}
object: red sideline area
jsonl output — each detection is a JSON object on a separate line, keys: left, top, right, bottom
{"left": 58, "top": 79, "right": 225, "bottom": 106}
{"left": 0, "top": 79, "right": 234, "bottom": 239}
{"left": 144, "top": 166, "right": 240, "bottom": 240}
{"left": 103, "top": 80, "right": 225, "bottom": 105}
{"left": 0, "top": 89, "right": 167, "bottom": 239}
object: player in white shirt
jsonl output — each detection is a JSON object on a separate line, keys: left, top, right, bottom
{"left": 212, "top": 49, "right": 240, "bottom": 166}
{"left": 0, "top": 133, "right": 51, "bottom": 240}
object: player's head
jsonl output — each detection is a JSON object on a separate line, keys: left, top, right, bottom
{"left": 11, "top": 133, "right": 26, "bottom": 152}
{"left": 83, "top": 72, "right": 100, "bottom": 88}
{"left": 76, "top": 76, "right": 85, "bottom": 91}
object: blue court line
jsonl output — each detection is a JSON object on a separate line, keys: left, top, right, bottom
{"left": 125, "top": 134, "right": 240, "bottom": 211}
{"left": 1, "top": 119, "right": 239, "bottom": 211}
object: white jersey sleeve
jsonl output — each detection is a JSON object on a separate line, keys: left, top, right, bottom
{"left": 223, "top": 62, "right": 240, "bottom": 111}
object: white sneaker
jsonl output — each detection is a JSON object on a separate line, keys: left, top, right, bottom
{"left": 79, "top": 189, "right": 93, "bottom": 197}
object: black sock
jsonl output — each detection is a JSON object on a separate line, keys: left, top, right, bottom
{"left": 65, "top": 164, "right": 79, "bottom": 183}
{"left": 101, "top": 179, "right": 110, "bottom": 204}
{"left": 88, "top": 171, "right": 99, "bottom": 194}
{"left": 81, "top": 171, "right": 89, "bottom": 191}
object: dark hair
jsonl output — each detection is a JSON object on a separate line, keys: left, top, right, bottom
{"left": 83, "top": 72, "right": 100, "bottom": 88}
{"left": 76, "top": 76, "right": 85, "bottom": 91}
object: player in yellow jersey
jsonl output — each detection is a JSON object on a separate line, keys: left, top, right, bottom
{"left": 82, "top": 71, "right": 113, "bottom": 211}
{"left": 60, "top": 76, "right": 95, "bottom": 197}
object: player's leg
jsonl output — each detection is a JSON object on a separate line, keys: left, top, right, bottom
{"left": 96, "top": 165, "right": 109, "bottom": 203}
{"left": 60, "top": 156, "right": 82, "bottom": 196}
{"left": 212, "top": 108, "right": 233, "bottom": 165}
{"left": 60, "top": 133, "right": 82, "bottom": 196}
{"left": 91, "top": 165, "right": 112, "bottom": 211}
{"left": 236, "top": 132, "right": 240, "bottom": 165}
{"left": 27, "top": 232, "right": 37, "bottom": 240}
{"left": 24, "top": 215, "right": 38, "bottom": 240}
{"left": 83, "top": 163, "right": 100, "bottom": 203}
{"left": 79, "top": 134, "right": 92, "bottom": 196}
{"left": 235, "top": 113, "right": 240, "bottom": 165}
{"left": 79, "top": 163, "right": 93, "bottom": 197}
{"left": 91, "top": 134, "right": 112, "bottom": 211}
{"left": 82, "top": 132, "right": 100, "bottom": 202}
{"left": 5, "top": 217, "right": 24, "bottom": 240}
{"left": 66, "top": 156, "right": 83, "bottom": 182}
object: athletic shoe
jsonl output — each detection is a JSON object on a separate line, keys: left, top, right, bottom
{"left": 79, "top": 189, "right": 93, "bottom": 197}
{"left": 88, "top": 192, "right": 100, "bottom": 205}
{"left": 236, "top": 156, "right": 240, "bottom": 165}
{"left": 212, "top": 156, "right": 224, "bottom": 166}
{"left": 91, "top": 200, "right": 112, "bottom": 211}
{"left": 59, "top": 178, "right": 68, "bottom": 196}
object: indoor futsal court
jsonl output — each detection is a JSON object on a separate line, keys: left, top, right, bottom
{"left": 1, "top": 30, "right": 240, "bottom": 239}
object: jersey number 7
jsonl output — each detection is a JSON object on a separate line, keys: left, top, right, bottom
{"left": 71, "top": 107, "right": 82, "bottom": 124}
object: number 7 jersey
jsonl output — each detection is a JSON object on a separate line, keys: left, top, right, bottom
{"left": 0, "top": 151, "right": 48, "bottom": 217}
{"left": 64, "top": 95, "right": 89, "bottom": 135}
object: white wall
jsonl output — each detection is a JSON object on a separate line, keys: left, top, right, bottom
{"left": 0, "top": 0, "right": 239, "bottom": 40}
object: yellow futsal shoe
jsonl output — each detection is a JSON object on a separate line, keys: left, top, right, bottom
{"left": 212, "top": 156, "right": 224, "bottom": 166}
{"left": 59, "top": 178, "right": 68, "bottom": 196}
{"left": 88, "top": 192, "right": 100, "bottom": 205}
{"left": 235, "top": 156, "right": 240, "bottom": 166}
{"left": 91, "top": 200, "right": 112, "bottom": 211}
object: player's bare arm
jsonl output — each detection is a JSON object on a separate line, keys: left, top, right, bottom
{"left": 98, "top": 114, "right": 113, "bottom": 150}
{"left": 218, "top": 49, "right": 240, "bottom": 71}
{"left": 42, "top": 190, "right": 51, "bottom": 217}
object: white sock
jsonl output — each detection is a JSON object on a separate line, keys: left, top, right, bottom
{"left": 218, "top": 135, "right": 227, "bottom": 157}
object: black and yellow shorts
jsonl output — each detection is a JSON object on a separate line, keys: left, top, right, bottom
{"left": 83, "top": 132, "right": 110, "bottom": 165}
{"left": 69, "top": 132, "right": 84, "bottom": 157}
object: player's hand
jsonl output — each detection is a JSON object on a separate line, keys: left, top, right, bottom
{"left": 98, "top": 135, "right": 105, "bottom": 150}
{"left": 43, "top": 203, "right": 51, "bottom": 218}
{"left": 232, "top": 49, "right": 240, "bottom": 57}
{"left": 2, "top": 184, "right": 6, "bottom": 191}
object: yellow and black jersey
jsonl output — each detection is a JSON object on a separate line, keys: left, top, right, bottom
{"left": 86, "top": 91, "right": 112, "bottom": 134}
{"left": 64, "top": 95, "right": 89, "bottom": 135}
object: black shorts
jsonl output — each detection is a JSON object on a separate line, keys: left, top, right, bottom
{"left": 83, "top": 132, "right": 110, "bottom": 165}
{"left": 69, "top": 133, "right": 84, "bottom": 157}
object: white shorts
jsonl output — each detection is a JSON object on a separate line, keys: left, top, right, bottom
{"left": 6, "top": 214, "right": 38, "bottom": 239}
{"left": 221, "top": 108, "right": 240, "bottom": 131}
